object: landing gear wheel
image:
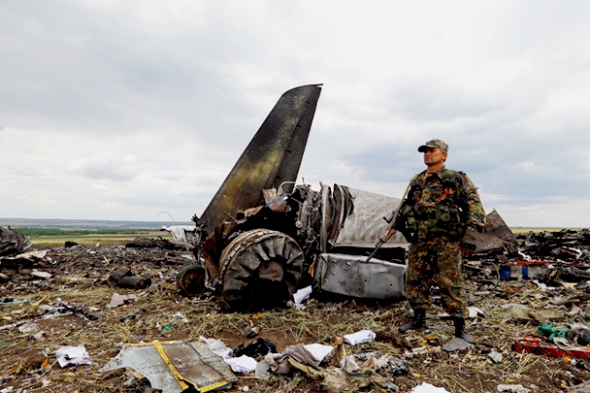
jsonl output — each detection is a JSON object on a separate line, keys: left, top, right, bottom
{"left": 220, "top": 229, "right": 304, "bottom": 311}
{"left": 176, "top": 265, "right": 206, "bottom": 297}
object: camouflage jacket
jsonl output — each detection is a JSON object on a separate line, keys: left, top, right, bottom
{"left": 399, "top": 166, "right": 485, "bottom": 240}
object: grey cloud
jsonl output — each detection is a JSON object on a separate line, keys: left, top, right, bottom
{"left": 1, "top": 1, "right": 590, "bottom": 226}
{"left": 72, "top": 154, "right": 139, "bottom": 181}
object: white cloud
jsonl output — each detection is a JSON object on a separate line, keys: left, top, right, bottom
{"left": 100, "top": 202, "right": 119, "bottom": 210}
{"left": 72, "top": 153, "right": 139, "bottom": 181}
{"left": 27, "top": 197, "right": 58, "bottom": 205}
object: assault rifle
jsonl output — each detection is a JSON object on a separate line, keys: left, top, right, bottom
{"left": 365, "top": 181, "right": 412, "bottom": 263}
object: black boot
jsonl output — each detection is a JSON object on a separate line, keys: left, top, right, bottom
{"left": 453, "top": 317, "right": 475, "bottom": 344}
{"left": 399, "top": 309, "right": 428, "bottom": 333}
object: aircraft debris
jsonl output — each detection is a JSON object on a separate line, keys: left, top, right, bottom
{"left": 0, "top": 226, "right": 32, "bottom": 257}
{"left": 2, "top": 241, "right": 590, "bottom": 391}
{"left": 106, "top": 293, "right": 138, "bottom": 309}
{"left": 100, "top": 340, "right": 237, "bottom": 393}
{"left": 107, "top": 266, "right": 151, "bottom": 289}
{"left": 3, "top": 85, "right": 590, "bottom": 392}
{"left": 161, "top": 225, "right": 197, "bottom": 242}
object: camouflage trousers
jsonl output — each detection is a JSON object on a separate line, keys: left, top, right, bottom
{"left": 406, "top": 235, "right": 468, "bottom": 318}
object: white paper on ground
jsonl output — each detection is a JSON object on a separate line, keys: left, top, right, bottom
{"left": 411, "top": 382, "right": 450, "bottom": 392}
{"left": 293, "top": 285, "right": 312, "bottom": 304}
{"left": 497, "top": 384, "right": 531, "bottom": 393}
{"left": 343, "top": 329, "right": 376, "bottom": 345}
{"left": 225, "top": 355, "right": 257, "bottom": 373}
{"left": 199, "top": 336, "right": 233, "bottom": 359}
{"left": 303, "top": 343, "right": 333, "bottom": 362}
{"left": 55, "top": 345, "right": 93, "bottom": 367}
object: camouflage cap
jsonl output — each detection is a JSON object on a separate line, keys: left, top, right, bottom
{"left": 418, "top": 139, "right": 448, "bottom": 153}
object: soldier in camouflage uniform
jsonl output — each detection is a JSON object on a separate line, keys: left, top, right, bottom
{"left": 381, "top": 139, "right": 485, "bottom": 343}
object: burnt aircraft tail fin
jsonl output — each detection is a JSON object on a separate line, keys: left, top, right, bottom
{"left": 199, "top": 84, "right": 323, "bottom": 231}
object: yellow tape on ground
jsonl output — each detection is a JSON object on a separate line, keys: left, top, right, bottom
{"left": 153, "top": 342, "right": 190, "bottom": 390}
{"left": 140, "top": 340, "right": 231, "bottom": 392}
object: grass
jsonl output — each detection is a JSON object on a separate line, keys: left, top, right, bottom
{"left": 22, "top": 226, "right": 583, "bottom": 248}
{"left": 29, "top": 230, "right": 171, "bottom": 248}
{"left": 509, "top": 227, "right": 583, "bottom": 234}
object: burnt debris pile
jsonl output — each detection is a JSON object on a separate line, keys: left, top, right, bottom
{"left": 515, "top": 229, "right": 590, "bottom": 262}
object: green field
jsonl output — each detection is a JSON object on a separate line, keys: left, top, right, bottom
{"left": 509, "top": 227, "right": 583, "bottom": 234}
{"left": 15, "top": 228, "right": 172, "bottom": 248}
{"left": 14, "top": 226, "right": 585, "bottom": 249}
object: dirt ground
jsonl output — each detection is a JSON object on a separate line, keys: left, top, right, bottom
{"left": 1, "top": 245, "right": 590, "bottom": 393}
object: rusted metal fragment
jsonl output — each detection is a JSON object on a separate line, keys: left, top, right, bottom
{"left": 473, "top": 209, "right": 517, "bottom": 253}
{"left": 125, "top": 237, "right": 168, "bottom": 248}
{"left": 199, "top": 84, "right": 322, "bottom": 231}
{"left": 100, "top": 340, "right": 236, "bottom": 393}
{"left": 107, "top": 267, "right": 152, "bottom": 290}
{"left": 0, "top": 226, "right": 32, "bottom": 257}
{"left": 176, "top": 264, "right": 207, "bottom": 296}
{"left": 314, "top": 253, "right": 406, "bottom": 299}
{"left": 516, "top": 228, "right": 590, "bottom": 262}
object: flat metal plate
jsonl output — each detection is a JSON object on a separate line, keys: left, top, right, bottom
{"left": 100, "top": 340, "right": 236, "bottom": 393}
{"left": 314, "top": 253, "right": 406, "bottom": 299}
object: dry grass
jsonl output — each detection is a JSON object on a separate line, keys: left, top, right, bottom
{"left": 1, "top": 246, "right": 588, "bottom": 392}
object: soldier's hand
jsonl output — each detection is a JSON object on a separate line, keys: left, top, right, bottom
{"left": 461, "top": 245, "right": 475, "bottom": 256}
{"left": 380, "top": 228, "right": 396, "bottom": 242}
{"left": 461, "top": 229, "right": 477, "bottom": 256}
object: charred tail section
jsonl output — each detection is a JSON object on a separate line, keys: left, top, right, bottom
{"left": 198, "top": 84, "right": 323, "bottom": 232}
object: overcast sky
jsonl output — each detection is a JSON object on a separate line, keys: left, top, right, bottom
{"left": 1, "top": 1, "right": 589, "bottom": 227}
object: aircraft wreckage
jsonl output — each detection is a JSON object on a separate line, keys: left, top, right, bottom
{"left": 175, "top": 84, "right": 513, "bottom": 310}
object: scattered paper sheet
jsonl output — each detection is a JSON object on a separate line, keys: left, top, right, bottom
{"left": 55, "top": 345, "right": 93, "bottom": 367}
{"left": 343, "top": 329, "right": 376, "bottom": 345}
{"left": 411, "top": 382, "right": 450, "bottom": 392}
{"left": 303, "top": 343, "right": 333, "bottom": 362}
{"left": 199, "top": 336, "right": 233, "bottom": 359}
{"left": 497, "top": 384, "right": 531, "bottom": 393}
{"left": 293, "top": 285, "right": 312, "bottom": 304}
{"left": 225, "top": 355, "right": 257, "bottom": 373}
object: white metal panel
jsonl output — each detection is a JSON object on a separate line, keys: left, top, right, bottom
{"left": 314, "top": 253, "right": 406, "bottom": 299}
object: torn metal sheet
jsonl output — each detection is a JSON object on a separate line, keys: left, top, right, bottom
{"left": 515, "top": 228, "right": 590, "bottom": 262}
{"left": 314, "top": 253, "right": 406, "bottom": 299}
{"left": 100, "top": 340, "right": 237, "bottom": 393}
{"left": 321, "top": 185, "right": 408, "bottom": 251}
{"left": 199, "top": 84, "right": 322, "bottom": 232}
{"left": 0, "top": 226, "right": 32, "bottom": 257}
{"left": 160, "top": 225, "right": 197, "bottom": 244}
{"left": 472, "top": 209, "right": 517, "bottom": 253}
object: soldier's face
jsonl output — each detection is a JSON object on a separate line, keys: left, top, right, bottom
{"left": 423, "top": 147, "right": 447, "bottom": 167}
